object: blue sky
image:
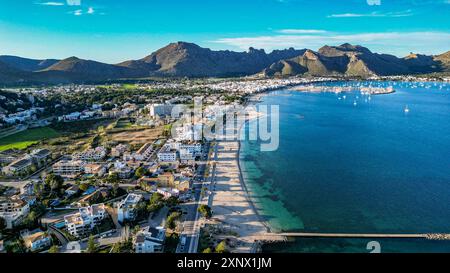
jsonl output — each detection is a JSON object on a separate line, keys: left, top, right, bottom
{"left": 0, "top": 0, "right": 449, "bottom": 63}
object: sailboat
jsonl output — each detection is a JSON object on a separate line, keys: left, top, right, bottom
{"left": 404, "top": 105, "right": 410, "bottom": 113}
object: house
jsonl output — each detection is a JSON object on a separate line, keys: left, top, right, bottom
{"left": 110, "top": 161, "right": 133, "bottom": 179}
{"left": 134, "top": 226, "right": 166, "bottom": 253}
{"left": 141, "top": 172, "right": 190, "bottom": 191}
{"left": 65, "top": 184, "right": 80, "bottom": 197}
{"left": 0, "top": 196, "right": 30, "bottom": 229}
{"left": 21, "top": 229, "right": 52, "bottom": 251}
{"left": 64, "top": 204, "right": 106, "bottom": 238}
{"left": 62, "top": 112, "right": 81, "bottom": 121}
{"left": 84, "top": 163, "right": 106, "bottom": 177}
{"left": 157, "top": 188, "right": 180, "bottom": 198}
{"left": 21, "top": 180, "right": 38, "bottom": 195}
{"left": 117, "top": 193, "right": 143, "bottom": 223}
{"left": 52, "top": 160, "right": 85, "bottom": 177}
{"left": 138, "top": 178, "right": 158, "bottom": 192}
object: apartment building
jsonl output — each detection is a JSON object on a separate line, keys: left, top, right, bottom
{"left": 52, "top": 160, "right": 85, "bottom": 177}
{"left": 157, "top": 145, "right": 178, "bottom": 163}
{"left": 117, "top": 193, "right": 143, "bottom": 223}
{"left": 111, "top": 144, "right": 129, "bottom": 158}
{"left": 73, "top": 146, "right": 106, "bottom": 161}
{"left": 2, "top": 156, "right": 33, "bottom": 176}
{"left": 64, "top": 204, "right": 106, "bottom": 238}
{"left": 0, "top": 196, "right": 31, "bottom": 229}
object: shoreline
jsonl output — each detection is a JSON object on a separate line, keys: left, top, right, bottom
{"left": 236, "top": 119, "right": 273, "bottom": 234}
{"left": 208, "top": 97, "right": 286, "bottom": 252}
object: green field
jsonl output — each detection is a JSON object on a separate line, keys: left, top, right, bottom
{"left": 0, "top": 127, "right": 60, "bottom": 152}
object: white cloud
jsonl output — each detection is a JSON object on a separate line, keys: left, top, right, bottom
{"left": 211, "top": 31, "right": 450, "bottom": 57}
{"left": 328, "top": 10, "right": 413, "bottom": 18}
{"left": 277, "top": 29, "right": 327, "bottom": 34}
{"left": 66, "top": 0, "right": 81, "bottom": 5}
{"left": 87, "top": 7, "right": 95, "bottom": 14}
{"left": 37, "top": 2, "right": 65, "bottom": 6}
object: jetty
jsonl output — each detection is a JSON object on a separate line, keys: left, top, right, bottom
{"left": 250, "top": 232, "right": 450, "bottom": 242}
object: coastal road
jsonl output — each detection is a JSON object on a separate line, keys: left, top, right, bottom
{"left": 178, "top": 142, "right": 214, "bottom": 253}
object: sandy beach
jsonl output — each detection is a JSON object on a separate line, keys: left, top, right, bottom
{"left": 207, "top": 105, "right": 285, "bottom": 253}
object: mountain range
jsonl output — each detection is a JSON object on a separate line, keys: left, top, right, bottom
{"left": 0, "top": 42, "right": 449, "bottom": 85}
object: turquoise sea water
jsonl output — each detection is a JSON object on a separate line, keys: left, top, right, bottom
{"left": 239, "top": 81, "right": 450, "bottom": 253}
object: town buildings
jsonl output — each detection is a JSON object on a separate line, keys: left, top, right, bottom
{"left": 157, "top": 144, "right": 178, "bottom": 163}
{"left": 64, "top": 204, "right": 106, "bottom": 238}
{"left": 73, "top": 146, "right": 106, "bottom": 161}
{"left": 0, "top": 196, "right": 31, "bottom": 229}
{"left": 117, "top": 193, "right": 143, "bottom": 223}
{"left": 52, "top": 160, "right": 85, "bottom": 177}
{"left": 134, "top": 226, "right": 166, "bottom": 253}
{"left": 21, "top": 229, "right": 52, "bottom": 251}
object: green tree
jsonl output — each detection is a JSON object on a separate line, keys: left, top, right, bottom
{"left": 45, "top": 173, "right": 64, "bottom": 192}
{"left": 112, "top": 182, "right": 120, "bottom": 197}
{"left": 165, "top": 212, "right": 181, "bottom": 230}
{"left": 33, "top": 183, "right": 44, "bottom": 198}
{"left": 198, "top": 204, "right": 212, "bottom": 219}
{"left": 202, "top": 247, "right": 212, "bottom": 253}
{"left": 23, "top": 211, "right": 38, "bottom": 228}
{"left": 165, "top": 196, "right": 179, "bottom": 207}
{"left": 106, "top": 173, "right": 119, "bottom": 184}
{"left": 86, "top": 235, "right": 98, "bottom": 253}
{"left": 135, "top": 167, "right": 146, "bottom": 178}
{"left": 215, "top": 240, "right": 227, "bottom": 253}
{"left": 149, "top": 192, "right": 163, "bottom": 205}
{"left": 48, "top": 245, "right": 59, "bottom": 253}
{"left": 79, "top": 183, "right": 90, "bottom": 192}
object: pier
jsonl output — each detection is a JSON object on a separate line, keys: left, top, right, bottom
{"left": 250, "top": 233, "right": 450, "bottom": 242}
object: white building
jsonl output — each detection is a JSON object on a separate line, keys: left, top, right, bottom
{"left": 64, "top": 204, "right": 106, "bottom": 238}
{"left": 30, "top": 149, "right": 52, "bottom": 164}
{"left": 52, "top": 160, "right": 85, "bottom": 177}
{"left": 179, "top": 143, "right": 202, "bottom": 162}
{"left": 117, "top": 193, "right": 143, "bottom": 223}
{"left": 0, "top": 196, "right": 30, "bottom": 229}
{"left": 73, "top": 146, "right": 106, "bottom": 161}
{"left": 84, "top": 163, "right": 106, "bottom": 177}
{"left": 157, "top": 145, "right": 178, "bottom": 163}
{"left": 147, "top": 104, "right": 174, "bottom": 117}
{"left": 111, "top": 144, "right": 129, "bottom": 158}
{"left": 134, "top": 226, "right": 166, "bottom": 253}
{"left": 135, "top": 142, "right": 153, "bottom": 161}
{"left": 110, "top": 161, "right": 133, "bottom": 179}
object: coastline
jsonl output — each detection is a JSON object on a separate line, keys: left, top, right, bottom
{"left": 207, "top": 92, "right": 287, "bottom": 253}
{"left": 236, "top": 117, "right": 273, "bottom": 234}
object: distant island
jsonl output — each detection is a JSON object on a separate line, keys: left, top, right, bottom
{"left": 0, "top": 42, "right": 449, "bottom": 86}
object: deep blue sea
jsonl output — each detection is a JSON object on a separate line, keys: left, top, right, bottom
{"left": 239, "top": 81, "right": 450, "bottom": 253}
